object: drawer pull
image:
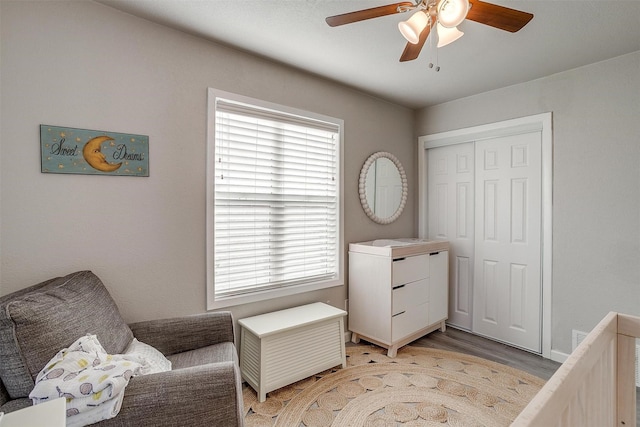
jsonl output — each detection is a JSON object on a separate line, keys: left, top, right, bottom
{"left": 392, "top": 311, "right": 406, "bottom": 317}
{"left": 430, "top": 252, "right": 440, "bottom": 256}
{"left": 393, "top": 257, "right": 406, "bottom": 262}
{"left": 393, "top": 284, "right": 406, "bottom": 290}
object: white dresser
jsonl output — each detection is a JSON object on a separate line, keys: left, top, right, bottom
{"left": 348, "top": 238, "right": 449, "bottom": 357}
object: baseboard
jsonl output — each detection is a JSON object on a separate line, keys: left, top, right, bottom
{"left": 550, "top": 349, "right": 569, "bottom": 363}
{"left": 345, "top": 325, "right": 570, "bottom": 364}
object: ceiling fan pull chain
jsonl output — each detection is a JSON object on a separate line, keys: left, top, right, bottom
{"left": 427, "top": 23, "right": 440, "bottom": 72}
{"left": 428, "top": 15, "right": 435, "bottom": 70}
{"left": 424, "top": 14, "right": 441, "bottom": 72}
{"left": 434, "top": 19, "right": 441, "bottom": 72}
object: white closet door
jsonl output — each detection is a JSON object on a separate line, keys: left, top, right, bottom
{"left": 427, "top": 143, "right": 474, "bottom": 330}
{"left": 473, "top": 131, "right": 542, "bottom": 352}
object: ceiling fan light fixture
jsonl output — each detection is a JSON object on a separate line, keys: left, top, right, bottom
{"left": 437, "top": 0, "right": 469, "bottom": 28}
{"left": 398, "top": 10, "right": 429, "bottom": 44}
{"left": 436, "top": 23, "right": 464, "bottom": 47}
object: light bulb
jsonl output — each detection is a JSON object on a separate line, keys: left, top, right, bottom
{"left": 398, "top": 11, "right": 429, "bottom": 44}
{"left": 437, "top": 0, "right": 469, "bottom": 28}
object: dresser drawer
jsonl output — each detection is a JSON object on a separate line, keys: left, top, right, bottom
{"left": 392, "top": 254, "right": 429, "bottom": 286}
{"left": 392, "top": 303, "right": 429, "bottom": 340}
{"left": 392, "top": 279, "right": 428, "bottom": 315}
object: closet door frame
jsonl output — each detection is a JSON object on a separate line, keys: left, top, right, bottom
{"left": 417, "top": 112, "right": 553, "bottom": 359}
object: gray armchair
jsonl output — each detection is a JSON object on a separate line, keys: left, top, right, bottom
{"left": 0, "top": 270, "right": 244, "bottom": 426}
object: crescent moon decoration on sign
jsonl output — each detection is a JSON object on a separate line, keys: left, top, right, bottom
{"left": 82, "top": 136, "right": 122, "bottom": 172}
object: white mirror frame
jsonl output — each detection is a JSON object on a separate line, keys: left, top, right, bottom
{"left": 358, "top": 151, "right": 408, "bottom": 224}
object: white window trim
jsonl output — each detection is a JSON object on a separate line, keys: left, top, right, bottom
{"left": 206, "top": 88, "right": 345, "bottom": 309}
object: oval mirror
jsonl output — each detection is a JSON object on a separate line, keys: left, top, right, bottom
{"left": 359, "top": 151, "right": 408, "bottom": 224}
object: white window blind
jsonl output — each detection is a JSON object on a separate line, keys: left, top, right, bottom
{"left": 213, "top": 98, "right": 341, "bottom": 301}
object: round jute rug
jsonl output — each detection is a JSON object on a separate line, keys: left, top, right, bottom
{"left": 243, "top": 345, "right": 545, "bottom": 427}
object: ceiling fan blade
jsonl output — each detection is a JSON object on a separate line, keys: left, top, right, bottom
{"left": 466, "top": 0, "right": 533, "bottom": 32}
{"left": 326, "top": 2, "right": 414, "bottom": 27}
{"left": 399, "top": 19, "right": 434, "bottom": 62}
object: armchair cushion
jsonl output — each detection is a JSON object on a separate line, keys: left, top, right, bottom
{"left": 0, "top": 270, "right": 133, "bottom": 399}
{"left": 167, "top": 342, "right": 237, "bottom": 370}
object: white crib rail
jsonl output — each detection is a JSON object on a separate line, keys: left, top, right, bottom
{"left": 513, "top": 311, "right": 639, "bottom": 427}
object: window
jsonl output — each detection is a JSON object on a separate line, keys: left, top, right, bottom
{"left": 206, "top": 89, "right": 344, "bottom": 309}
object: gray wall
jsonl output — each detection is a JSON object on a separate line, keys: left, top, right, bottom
{"left": 0, "top": 1, "right": 416, "bottom": 324}
{"left": 3, "top": 0, "right": 638, "bottom": 357}
{"left": 415, "top": 51, "right": 640, "bottom": 355}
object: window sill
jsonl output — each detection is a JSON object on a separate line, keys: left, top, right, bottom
{"left": 207, "top": 279, "right": 344, "bottom": 310}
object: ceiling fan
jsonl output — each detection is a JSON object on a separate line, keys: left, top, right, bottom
{"left": 326, "top": 0, "right": 533, "bottom": 62}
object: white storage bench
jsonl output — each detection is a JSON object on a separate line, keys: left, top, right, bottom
{"left": 238, "top": 302, "right": 347, "bottom": 402}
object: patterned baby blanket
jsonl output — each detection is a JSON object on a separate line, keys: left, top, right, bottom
{"left": 29, "top": 334, "right": 143, "bottom": 427}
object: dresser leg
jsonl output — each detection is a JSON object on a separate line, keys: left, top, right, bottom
{"left": 387, "top": 345, "right": 398, "bottom": 358}
{"left": 351, "top": 333, "right": 360, "bottom": 344}
{"left": 440, "top": 321, "right": 446, "bottom": 332}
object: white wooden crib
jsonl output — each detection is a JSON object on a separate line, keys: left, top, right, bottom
{"left": 513, "top": 311, "right": 638, "bottom": 426}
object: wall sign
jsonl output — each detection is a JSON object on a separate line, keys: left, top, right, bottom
{"left": 40, "top": 125, "right": 149, "bottom": 176}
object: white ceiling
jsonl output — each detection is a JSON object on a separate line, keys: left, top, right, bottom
{"left": 97, "top": 0, "right": 640, "bottom": 109}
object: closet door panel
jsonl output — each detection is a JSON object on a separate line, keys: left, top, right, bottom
{"left": 427, "top": 143, "right": 474, "bottom": 330}
{"left": 472, "top": 131, "right": 542, "bottom": 352}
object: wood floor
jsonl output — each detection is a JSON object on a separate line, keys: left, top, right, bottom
{"left": 408, "top": 327, "right": 561, "bottom": 380}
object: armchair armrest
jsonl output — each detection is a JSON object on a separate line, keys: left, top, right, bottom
{"left": 129, "top": 312, "right": 235, "bottom": 356}
{"left": 97, "top": 361, "right": 244, "bottom": 427}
